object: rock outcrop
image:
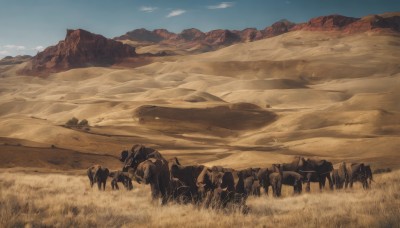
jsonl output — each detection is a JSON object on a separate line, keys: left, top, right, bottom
{"left": 344, "top": 14, "right": 400, "bottom": 33}
{"left": 0, "top": 55, "right": 31, "bottom": 65}
{"left": 292, "top": 15, "right": 359, "bottom": 31}
{"left": 263, "top": 20, "right": 296, "bottom": 38}
{"left": 23, "top": 29, "right": 136, "bottom": 75}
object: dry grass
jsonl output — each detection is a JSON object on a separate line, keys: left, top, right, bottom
{"left": 0, "top": 171, "right": 399, "bottom": 228}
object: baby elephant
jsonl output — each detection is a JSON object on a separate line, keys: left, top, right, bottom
{"left": 109, "top": 171, "right": 133, "bottom": 190}
{"left": 87, "top": 165, "right": 109, "bottom": 191}
{"left": 282, "top": 171, "right": 303, "bottom": 194}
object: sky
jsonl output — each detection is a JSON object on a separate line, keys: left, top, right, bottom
{"left": 0, "top": 0, "right": 399, "bottom": 57}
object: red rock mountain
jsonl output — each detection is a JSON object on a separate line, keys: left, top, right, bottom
{"left": 263, "top": 20, "right": 296, "bottom": 37}
{"left": 23, "top": 29, "right": 136, "bottom": 75}
{"left": 115, "top": 13, "right": 400, "bottom": 50}
{"left": 292, "top": 15, "right": 359, "bottom": 31}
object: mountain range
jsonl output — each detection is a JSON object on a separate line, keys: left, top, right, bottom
{"left": 4, "top": 12, "right": 400, "bottom": 75}
{"left": 116, "top": 13, "right": 400, "bottom": 52}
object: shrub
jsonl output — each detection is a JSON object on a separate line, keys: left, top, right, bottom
{"left": 78, "top": 119, "right": 89, "bottom": 127}
{"left": 65, "top": 117, "right": 79, "bottom": 127}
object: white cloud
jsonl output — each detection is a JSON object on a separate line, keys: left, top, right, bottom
{"left": 0, "top": 50, "right": 10, "bottom": 56}
{"left": 139, "top": 6, "right": 158, "bottom": 13}
{"left": 166, "top": 9, "right": 186, "bottom": 18}
{"left": 4, "top": 45, "right": 26, "bottom": 51}
{"left": 208, "top": 2, "right": 234, "bottom": 9}
{"left": 33, "top": 46, "right": 45, "bottom": 52}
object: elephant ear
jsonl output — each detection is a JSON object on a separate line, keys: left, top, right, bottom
{"left": 119, "top": 150, "right": 129, "bottom": 162}
{"left": 132, "top": 144, "right": 146, "bottom": 160}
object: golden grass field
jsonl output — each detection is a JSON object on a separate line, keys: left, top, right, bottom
{"left": 0, "top": 170, "right": 399, "bottom": 228}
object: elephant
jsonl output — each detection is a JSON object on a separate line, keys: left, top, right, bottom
{"left": 196, "top": 166, "right": 244, "bottom": 209}
{"left": 168, "top": 157, "right": 205, "bottom": 203}
{"left": 239, "top": 167, "right": 262, "bottom": 197}
{"left": 257, "top": 164, "right": 282, "bottom": 197}
{"left": 345, "top": 163, "right": 369, "bottom": 189}
{"left": 207, "top": 166, "right": 247, "bottom": 198}
{"left": 120, "top": 144, "right": 165, "bottom": 172}
{"left": 268, "top": 172, "right": 282, "bottom": 197}
{"left": 87, "top": 165, "right": 109, "bottom": 191}
{"left": 332, "top": 162, "right": 348, "bottom": 189}
{"left": 109, "top": 171, "right": 133, "bottom": 190}
{"left": 196, "top": 167, "right": 214, "bottom": 199}
{"left": 282, "top": 171, "right": 303, "bottom": 194}
{"left": 135, "top": 158, "right": 171, "bottom": 204}
{"left": 121, "top": 145, "right": 171, "bottom": 203}
{"left": 244, "top": 176, "right": 261, "bottom": 196}
{"left": 170, "top": 177, "right": 192, "bottom": 203}
{"left": 298, "top": 158, "right": 333, "bottom": 192}
{"left": 280, "top": 156, "right": 333, "bottom": 192}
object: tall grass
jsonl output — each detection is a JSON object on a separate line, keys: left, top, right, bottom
{"left": 0, "top": 170, "right": 399, "bottom": 228}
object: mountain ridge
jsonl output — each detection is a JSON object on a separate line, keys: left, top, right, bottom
{"left": 115, "top": 12, "right": 400, "bottom": 50}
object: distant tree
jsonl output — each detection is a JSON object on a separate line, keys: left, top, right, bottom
{"left": 78, "top": 119, "right": 89, "bottom": 127}
{"left": 78, "top": 119, "right": 90, "bottom": 131}
{"left": 65, "top": 117, "right": 79, "bottom": 127}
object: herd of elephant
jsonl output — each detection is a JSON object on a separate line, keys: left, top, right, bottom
{"left": 87, "top": 144, "right": 373, "bottom": 210}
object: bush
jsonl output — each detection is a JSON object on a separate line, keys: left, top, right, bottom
{"left": 65, "top": 117, "right": 90, "bottom": 130}
{"left": 65, "top": 117, "right": 79, "bottom": 127}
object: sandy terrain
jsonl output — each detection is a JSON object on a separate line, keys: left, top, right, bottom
{"left": 0, "top": 30, "right": 399, "bottom": 171}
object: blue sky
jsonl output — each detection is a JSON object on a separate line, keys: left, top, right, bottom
{"left": 0, "top": 0, "right": 399, "bottom": 57}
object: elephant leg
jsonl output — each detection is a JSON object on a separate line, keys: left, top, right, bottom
{"left": 150, "top": 183, "right": 160, "bottom": 200}
{"left": 89, "top": 175, "right": 94, "bottom": 188}
{"left": 150, "top": 178, "right": 161, "bottom": 202}
{"left": 103, "top": 181, "right": 106, "bottom": 191}
{"left": 326, "top": 175, "right": 333, "bottom": 190}
{"left": 363, "top": 178, "right": 369, "bottom": 189}
{"left": 204, "top": 191, "right": 212, "bottom": 208}
{"left": 97, "top": 181, "right": 101, "bottom": 190}
{"left": 265, "top": 184, "right": 270, "bottom": 195}
{"left": 272, "top": 184, "right": 276, "bottom": 197}
{"left": 115, "top": 182, "right": 119, "bottom": 190}
{"left": 350, "top": 178, "right": 353, "bottom": 188}
{"left": 306, "top": 181, "right": 311, "bottom": 192}
{"left": 306, "top": 173, "right": 311, "bottom": 192}
{"left": 306, "top": 180, "right": 311, "bottom": 192}
{"left": 158, "top": 177, "right": 169, "bottom": 205}
{"left": 277, "top": 181, "right": 282, "bottom": 197}
{"left": 319, "top": 175, "right": 326, "bottom": 191}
